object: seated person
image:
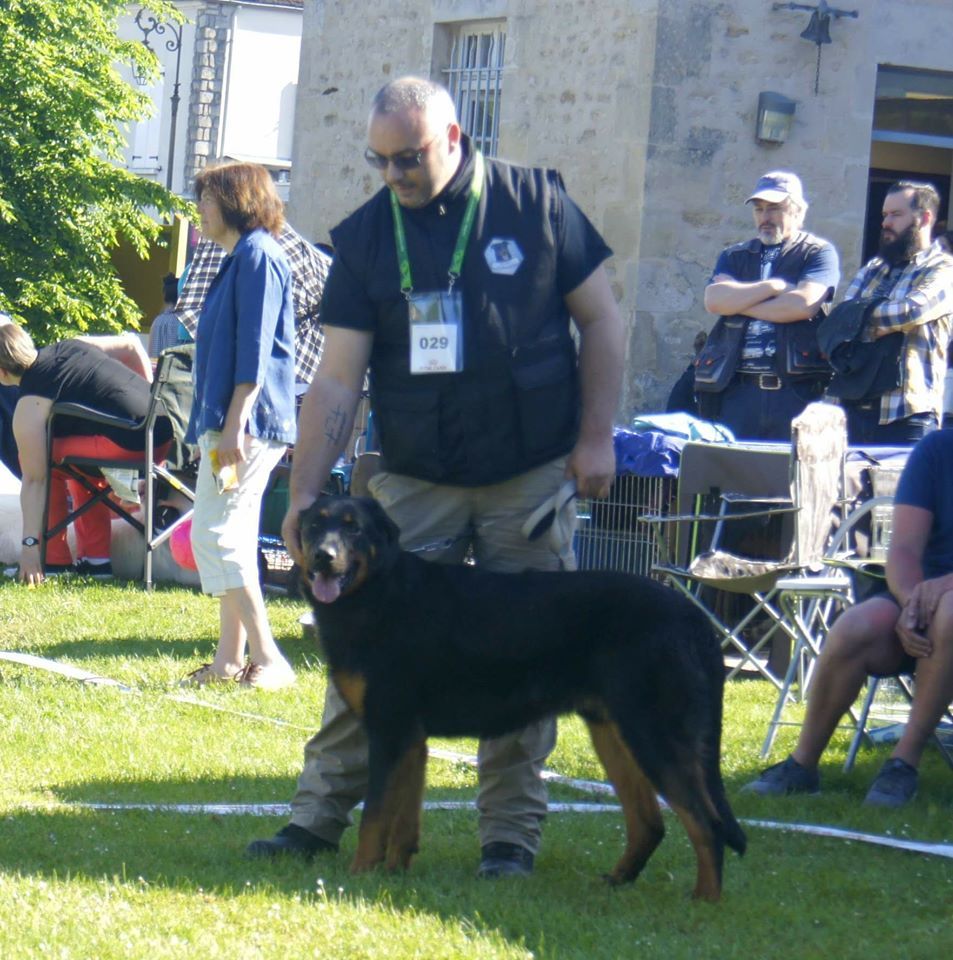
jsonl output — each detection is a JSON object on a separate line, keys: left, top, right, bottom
{"left": 665, "top": 330, "right": 707, "bottom": 415}
{"left": 147, "top": 272, "right": 188, "bottom": 358}
{"left": 0, "top": 324, "right": 173, "bottom": 584}
{"left": 744, "top": 427, "right": 953, "bottom": 807}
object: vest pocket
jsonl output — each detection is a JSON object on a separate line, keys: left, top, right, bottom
{"left": 512, "top": 354, "right": 578, "bottom": 457}
{"left": 372, "top": 389, "right": 442, "bottom": 479}
{"left": 694, "top": 316, "right": 745, "bottom": 393}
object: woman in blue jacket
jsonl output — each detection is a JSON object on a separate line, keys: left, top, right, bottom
{"left": 182, "top": 161, "right": 297, "bottom": 689}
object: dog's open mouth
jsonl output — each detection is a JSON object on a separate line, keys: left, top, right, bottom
{"left": 309, "top": 568, "right": 346, "bottom": 604}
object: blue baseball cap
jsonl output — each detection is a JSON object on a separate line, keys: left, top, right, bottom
{"left": 746, "top": 171, "right": 805, "bottom": 205}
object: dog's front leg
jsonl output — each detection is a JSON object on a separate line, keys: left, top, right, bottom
{"left": 351, "top": 733, "right": 407, "bottom": 874}
{"left": 384, "top": 738, "right": 427, "bottom": 872}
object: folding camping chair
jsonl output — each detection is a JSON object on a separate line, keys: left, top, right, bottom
{"left": 759, "top": 493, "right": 893, "bottom": 757}
{"left": 640, "top": 402, "right": 847, "bottom": 690}
{"left": 41, "top": 344, "right": 196, "bottom": 589}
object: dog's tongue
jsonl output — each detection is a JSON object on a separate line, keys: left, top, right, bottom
{"left": 311, "top": 572, "right": 342, "bottom": 604}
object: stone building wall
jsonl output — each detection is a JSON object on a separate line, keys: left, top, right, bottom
{"left": 290, "top": 0, "right": 953, "bottom": 419}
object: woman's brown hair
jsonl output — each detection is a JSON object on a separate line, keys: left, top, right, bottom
{"left": 194, "top": 161, "right": 285, "bottom": 237}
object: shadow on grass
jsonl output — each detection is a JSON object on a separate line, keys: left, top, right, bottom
{"left": 1, "top": 782, "right": 681, "bottom": 958}
{"left": 13, "top": 633, "right": 321, "bottom": 673}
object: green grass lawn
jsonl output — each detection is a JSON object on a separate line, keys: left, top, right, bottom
{"left": 1, "top": 576, "right": 952, "bottom": 959}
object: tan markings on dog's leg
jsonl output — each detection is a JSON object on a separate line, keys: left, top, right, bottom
{"left": 384, "top": 739, "right": 427, "bottom": 871}
{"left": 351, "top": 807, "right": 387, "bottom": 873}
{"left": 332, "top": 671, "right": 366, "bottom": 718}
{"left": 667, "top": 800, "right": 721, "bottom": 902}
{"left": 586, "top": 719, "right": 664, "bottom": 885}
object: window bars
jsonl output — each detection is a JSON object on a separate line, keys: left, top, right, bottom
{"left": 444, "top": 24, "right": 505, "bottom": 157}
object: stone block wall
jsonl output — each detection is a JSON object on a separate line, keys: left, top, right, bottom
{"left": 183, "top": 2, "right": 232, "bottom": 189}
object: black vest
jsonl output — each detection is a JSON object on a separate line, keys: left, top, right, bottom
{"left": 695, "top": 232, "right": 833, "bottom": 392}
{"left": 330, "top": 155, "right": 579, "bottom": 485}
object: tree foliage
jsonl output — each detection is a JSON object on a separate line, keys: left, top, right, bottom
{"left": 0, "top": 0, "right": 191, "bottom": 343}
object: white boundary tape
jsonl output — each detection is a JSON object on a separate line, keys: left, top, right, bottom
{"left": 5, "top": 650, "right": 953, "bottom": 859}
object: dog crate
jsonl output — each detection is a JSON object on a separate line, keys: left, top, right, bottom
{"left": 574, "top": 473, "right": 676, "bottom": 579}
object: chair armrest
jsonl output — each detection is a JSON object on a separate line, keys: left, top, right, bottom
{"left": 50, "top": 402, "right": 143, "bottom": 433}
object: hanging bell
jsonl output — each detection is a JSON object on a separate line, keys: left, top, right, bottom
{"left": 800, "top": 11, "right": 833, "bottom": 45}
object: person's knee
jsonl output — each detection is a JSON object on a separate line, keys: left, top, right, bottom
{"left": 824, "top": 597, "right": 898, "bottom": 661}
{"left": 927, "top": 591, "right": 953, "bottom": 652}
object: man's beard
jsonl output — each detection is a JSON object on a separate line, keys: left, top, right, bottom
{"left": 879, "top": 222, "right": 921, "bottom": 265}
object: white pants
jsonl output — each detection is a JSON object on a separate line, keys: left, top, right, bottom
{"left": 191, "top": 431, "right": 286, "bottom": 596}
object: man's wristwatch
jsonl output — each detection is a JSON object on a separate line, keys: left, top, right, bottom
{"left": 21, "top": 537, "right": 40, "bottom": 547}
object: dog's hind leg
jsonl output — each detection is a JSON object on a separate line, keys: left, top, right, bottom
{"left": 384, "top": 739, "right": 427, "bottom": 872}
{"left": 666, "top": 787, "right": 724, "bottom": 903}
{"left": 585, "top": 719, "right": 664, "bottom": 886}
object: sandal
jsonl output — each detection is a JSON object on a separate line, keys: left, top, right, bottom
{"left": 179, "top": 663, "right": 241, "bottom": 687}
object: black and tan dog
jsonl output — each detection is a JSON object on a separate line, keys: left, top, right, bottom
{"left": 300, "top": 495, "right": 746, "bottom": 901}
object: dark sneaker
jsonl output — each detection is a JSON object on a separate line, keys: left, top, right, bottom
{"left": 245, "top": 823, "right": 338, "bottom": 860}
{"left": 76, "top": 560, "right": 113, "bottom": 580}
{"left": 864, "top": 757, "right": 918, "bottom": 808}
{"left": 476, "top": 842, "right": 535, "bottom": 879}
{"left": 741, "top": 755, "right": 820, "bottom": 796}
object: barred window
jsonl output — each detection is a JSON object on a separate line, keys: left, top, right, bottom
{"left": 442, "top": 22, "right": 506, "bottom": 157}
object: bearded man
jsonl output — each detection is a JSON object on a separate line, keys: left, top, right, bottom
{"left": 835, "top": 181, "right": 953, "bottom": 445}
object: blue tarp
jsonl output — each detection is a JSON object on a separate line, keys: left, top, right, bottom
{"left": 613, "top": 428, "right": 684, "bottom": 478}
{"left": 614, "top": 414, "right": 735, "bottom": 478}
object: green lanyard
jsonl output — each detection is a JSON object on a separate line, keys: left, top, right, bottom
{"left": 390, "top": 151, "right": 485, "bottom": 298}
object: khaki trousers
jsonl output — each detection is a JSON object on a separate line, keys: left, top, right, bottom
{"left": 290, "top": 457, "right": 576, "bottom": 854}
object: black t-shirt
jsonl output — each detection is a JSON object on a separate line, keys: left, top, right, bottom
{"left": 20, "top": 340, "right": 172, "bottom": 450}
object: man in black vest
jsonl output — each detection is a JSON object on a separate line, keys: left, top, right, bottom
{"left": 697, "top": 171, "right": 840, "bottom": 440}
{"left": 247, "top": 77, "right": 623, "bottom": 877}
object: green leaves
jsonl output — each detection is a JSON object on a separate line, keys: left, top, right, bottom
{"left": 0, "top": 0, "right": 190, "bottom": 341}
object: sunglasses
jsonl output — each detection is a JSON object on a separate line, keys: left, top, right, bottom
{"left": 364, "top": 132, "right": 440, "bottom": 172}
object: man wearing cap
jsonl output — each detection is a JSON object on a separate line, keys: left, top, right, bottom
{"left": 828, "top": 180, "right": 953, "bottom": 445}
{"left": 697, "top": 171, "right": 840, "bottom": 440}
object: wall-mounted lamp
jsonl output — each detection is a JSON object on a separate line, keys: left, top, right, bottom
{"left": 756, "top": 91, "right": 796, "bottom": 143}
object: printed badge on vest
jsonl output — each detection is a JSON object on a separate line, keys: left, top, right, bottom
{"left": 484, "top": 238, "right": 523, "bottom": 275}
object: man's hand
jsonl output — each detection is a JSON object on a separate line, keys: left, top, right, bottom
{"left": 566, "top": 433, "right": 615, "bottom": 500}
{"left": 897, "top": 597, "right": 933, "bottom": 659}
{"left": 282, "top": 501, "right": 315, "bottom": 568}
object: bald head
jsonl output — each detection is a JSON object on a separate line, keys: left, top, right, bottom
{"left": 370, "top": 76, "right": 458, "bottom": 128}
{"left": 366, "top": 76, "right": 463, "bottom": 209}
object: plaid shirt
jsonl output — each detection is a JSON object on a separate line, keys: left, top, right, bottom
{"left": 175, "top": 224, "right": 331, "bottom": 384}
{"left": 842, "top": 240, "right": 953, "bottom": 424}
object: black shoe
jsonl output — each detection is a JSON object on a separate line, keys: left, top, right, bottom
{"left": 740, "top": 755, "right": 820, "bottom": 796}
{"left": 476, "top": 842, "right": 535, "bottom": 879}
{"left": 76, "top": 559, "right": 113, "bottom": 580}
{"left": 245, "top": 823, "right": 338, "bottom": 860}
{"left": 864, "top": 757, "right": 918, "bottom": 808}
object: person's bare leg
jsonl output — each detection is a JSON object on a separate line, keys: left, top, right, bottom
{"left": 207, "top": 591, "right": 249, "bottom": 678}
{"left": 791, "top": 596, "right": 906, "bottom": 770}
{"left": 219, "top": 583, "right": 290, "bottom": 669}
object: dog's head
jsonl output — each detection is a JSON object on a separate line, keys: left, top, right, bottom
{"left": 299, "top": 496, "right": 401, "bottom": 604}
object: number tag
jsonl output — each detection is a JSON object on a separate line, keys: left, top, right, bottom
{"left": 408, "top": 290, "right": 463, "bottom": 375}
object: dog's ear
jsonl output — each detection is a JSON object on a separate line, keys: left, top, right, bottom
{"left": 365, "top": 498, "right": 402, "bottom": 550}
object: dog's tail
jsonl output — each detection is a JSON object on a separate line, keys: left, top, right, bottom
{"left": 708, "top": 776, "right": 747, "bottom": 857}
